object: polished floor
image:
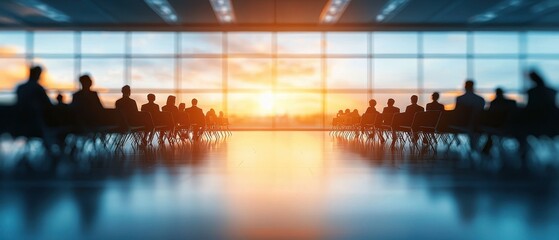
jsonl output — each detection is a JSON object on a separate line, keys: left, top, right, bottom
{"left": 1, "top": 131, "right": 559, "bottom": 240}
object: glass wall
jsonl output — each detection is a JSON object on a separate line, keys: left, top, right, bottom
{"left": 1, "top": 31, "right": 558, "bottom": 129}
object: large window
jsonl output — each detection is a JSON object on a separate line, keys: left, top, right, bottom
{"left": 1, "top": 31, "right": 557, "bottom": 129}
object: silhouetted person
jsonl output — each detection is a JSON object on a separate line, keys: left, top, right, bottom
{"left": 178, "top": 103, "right": 186, "bottom": 112}
{"left": 405, "top": 95, "right": 425, "bottom": 114}
{"left": 141, "top": 94, "right": 160, "bottom": 114}
{"left": 336, "top": 110, "right": 344, "bottom": 118}
{"left": 206, "top": 108, "right": 217, "bottom": 126}
{"left": 351, "top": 109, "right": 360, "bottom": 118}
{"left": 115, "top": 85, "right": 138, "bottom": 116}
{"left": 454, "top": 80, "right": 485, "bottom": 150}
{"left": 426, "top": 92, "right": 445, "bottom": 111}
{"left": 186, "top": 98, "right": 205, "bottom": 139}
{"left": 218, "top": 111, "right": 225, "bottom": 125}
{"left": 71, "top": 74, "right": 104, "bottom": 126}
{"left": 55, "top": 93, "right": 67, "bottom": 107}
{"left": 382, "top": 98, "right": 400, "bottom": 115}
{"left": 162, "top": 95, "right": 179, "bottom": 117}
{"left": 488, "top": 88, "right": 516, "bottom": 113}
{"left": 15, "top": 66, "right": 53, "bottom": 138}
{"left": 482, "top": 88, "right": 517, "bottom": 154}
{"left": 526, "top": 71, "right": 557, "bottom": 116}
{"left": 365, "top": 99, "right": 380, "bottom": 115}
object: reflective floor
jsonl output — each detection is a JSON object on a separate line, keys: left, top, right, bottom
{"left": 1, "top": 131, "right": 559, "bottom": 240}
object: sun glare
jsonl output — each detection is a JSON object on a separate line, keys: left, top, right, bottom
{"left": 259, "top": 91, "right": 275, "bottom": 115}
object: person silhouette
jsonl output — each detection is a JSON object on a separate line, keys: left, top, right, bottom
{"left": 488, "top": 88, "right": 516, "bottom": 113}
{"left": 141, "top": 94, "right": 160, "bottom": 114}
{"left": 426, "top": 92, "right": 445, "bottom": 111}
{"left": 206, "top": 108, "right": 218, "bottom": 126}
{"left": 115, "top": 85, "right": 138, "bottom": 116}
{"left": 454, "top": 80, "right": 485, "bottom": 150}
{"left": 186, "top": 98, "right": 205, "bottom": 139}
{"left": 336, "top": 110, "right": 344, "bottom": 118}
{"left": 525, "top": 70, "right": 557, "bottom": 116}
{"left": 382, "top": 98, "right": 400, "bottom": 115}
{"left": 365, "top": 99, "right": 380, "bottom": 115}
{"left": 71, "top": 74, "right": 104, "bottom": 125}
{"left": 481, "top": 88, "right": 518, "bottom": 154}
{"left": 15, "top": 65, "right": 53, "bottom": 138}
{"left": 178, "top": 103, "right": 186, "bottom": 112}
{"left": 161, "top": 95, "right": 179, "bottom": 117}
{"left": 55, "top": 93, "right": 67, "bottom": 106}
{"left": 405, "top": 95, "right": 425, "bottom": 114}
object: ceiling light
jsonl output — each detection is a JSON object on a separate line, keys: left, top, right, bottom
{"left": 16, "top": 0, "right": 70, "bottom": 22}
{"left": 144, "top": 0, "right": 179, "bottom": 23}
{"left": 470, "top": 0, "right": 525, "bottom": 23}
{"left": 209, "top": 0, "right": 236, "bottom": 23}
{"left": 376, "top": 0, "right": 410, "bottom": 22}
{"left": 320, "top": 0, "right": 352, "bottom": 24}
{"left": 531, "top": 0, "right": 559, "bottom": 13}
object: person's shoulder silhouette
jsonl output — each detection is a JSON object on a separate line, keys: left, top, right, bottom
{"left": 526, "top": 70, "right": 557, "bottom": 112}
{"left": 15, "top": 66, "right": 53, "bottom": 136}
{"left": 426, "top": 92, "right": 445, "bottom": 111}
{"left": 455, "top": 80, "right": 485, "bottom": 112}
{"left": 71, "top": 74, "right": 104, "bottom": 112}
{"left": 141, "top": 93, "right": 160, "bottom": 114}
{"left": 405, "top": 95, "right": 424, "bottom": 114}
{"left": 115, "top": 85, "right": 138, "bottom": 115}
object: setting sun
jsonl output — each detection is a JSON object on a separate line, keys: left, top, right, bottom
{"left": 259, "top": 91, "right": 275, "bottom": 115}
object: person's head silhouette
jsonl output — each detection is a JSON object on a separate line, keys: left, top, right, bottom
{"left": 121, "top": 85, "right": 131, "bottom": 98}
{"left": 147, "top": 93, "right": 155, "bottom": 103}
{"left": 410, "top": 95, "right": 418, "bottom": 104}
{"left": 179, "top": 103, "right": 185, "bottom": 111}
{"left": 345, "top": 109, "right": 350, "bottom": 114}
{"left": 219, "top": 111, "right": 224, "bottom": 117}
{"left": 431, "top": 92, "right": 440, "bottom": 102}
{"left": 495, "top": 88, "right": 504, "bottom": 99}
{"left": 528, "top": 70, "right": 545, "bottom": 87}
{"left": 387, "top": 98, "right": 395, "bottom": 107}
{"left": 191, "top": 98, "right": 198, "bottom": 106}
{"left": 29, "top": 66, "right": 42, "bottom": 83}
{"left": 166, "top": 95, "right": 176, "bottom": 106}
{"left": 465, "top": 80, "right": 475, "bottom": 93}
{"left": 369, "top": 99, "right": 377, "bottom": 107}
{"left": 56, "top": 93, "right": 64, "bottom": 104}
{"left": 79, "top": 75, "right": 93, "bottom": 91}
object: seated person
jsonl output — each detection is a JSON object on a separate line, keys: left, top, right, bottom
{"left": 426, "top": 92, "right": 445, "bottom": 111}
{"left": 365, "top": 99, "right": 380, "bottom": 115}
{"left": 382, "top": 98, "right": 400, "bottom": 115}
{"left": 186, "top": 98, "right": 206, "bottom": 139}
{"left": 161, "top": 95, "right": 179, "bottom": 117}
{"left": 206, "top": 108, "right": 218, "bottom": 126}
{"left": 218, "top": 111, "right": 225, "bottom": 125}
{"left": 336, "top": 110, "right": 344, "bottom": 118}
{"left": 405, "top": 95, "right": 425, "bottom": 115}
{"left": 115, "top": 85, "right": 138, "bottom": 116}
{"left": 488, "top": 88, "right": 516, "bottom": 113}
{"left": 455, "top": 80, "right": 485, "bottom": 114}
{"left": 15, "top": 66, "right": 53, "bottom": 138}
{"left": 71, "top": 74, "right": 104, "bottom": 125}
{"left": 141, "top": 94, "right": 160, "bottom": 114}
{"left": 178, "top": 103, "right": 186, "bottom": 112}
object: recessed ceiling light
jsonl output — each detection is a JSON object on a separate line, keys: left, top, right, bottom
{"left": 320, "top": 0, "right": 351, "bottom": 24}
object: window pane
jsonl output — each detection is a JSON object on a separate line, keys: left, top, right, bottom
{"left": 131, "top": 58, "right": 175, "bottom": 89}
{"left": 527, "top": 32, "right": 559, "bottom": 54}
{"left": 374, "top": 58, "right": 418, "bottom": 89}
{"left": 527, "top": 59, "right": 559, "bottom": 88}
{"left": 131, "top": 32, "right": 175, "bottom": 54}
{"left": 327, "top": 58, "right": 368, "bottom": 89}
{"left": 33, "top": 58, "right": 76, "bottom": 90}
{"left": 277, "top": 33, "right": 321, "bottom": 54}
{"left": 228, "top": 58, "right": 272, "bottom": 89}
{"left": 275, "top": 93, "right": 322, "bottom": 128}
{"left": 277, "top": 58, "right": 321, "bottom": 89}
{"left": 423, "top": 32, "right": 467, "bottom": 55}
{"left": 326, "top": 32, "right": 368, "bottom": 55}
{"left": 326, "top": 93, "right": 368, "bottom": 123}
{"left": 34, "top": 32, "right": 75, "bottom": 55}
{"left": 227, "top": 32, "right": 272, "bottom": 54}
{"left": 182, "top": 58, "right": 222, "bottom": 89}
{"left": 0, "top": 58, "right": 27, "bottom": 90}
{"left": 97, "top": 93, "right": 120, "bottom": 109}
{"left": 228, "top": 93, "right": 274, "bottom": 129}
{"left": 181, "top": 32, "right": 222, "bottom": 54}
{"left": 0, "top": 31, "right": 26, "bottom": 56}
{"left": 423, "top": 58, "right": 467, "bottom": 89}
{"left": 473, "top": 59, "right": 520, "bottom": 90}
{"left": 373, "top": 32, "right": 418, "bottom": 54}
{"left": 81, "top": 58, "right": 125, "bottom": 90}
{"left": 81, "top": 32, "right": 126, "bottom": 54}
{"left": 473, "top": 32, "right": 519, "bottom": 54}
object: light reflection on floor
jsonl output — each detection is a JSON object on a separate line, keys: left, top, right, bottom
{"left": 1, "top": 131, "right": 559, "bottom": 240}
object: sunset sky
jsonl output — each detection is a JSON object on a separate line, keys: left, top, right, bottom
{"left": 1, "top": 31, "right": 558, "bottom": 128}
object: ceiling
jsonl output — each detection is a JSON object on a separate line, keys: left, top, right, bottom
{"left": 0, "top": 0, "right": 558, "bottom": 31}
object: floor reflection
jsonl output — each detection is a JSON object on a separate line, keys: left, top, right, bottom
{"left": 1, "top": 132, "right": 558, "bottom": 239}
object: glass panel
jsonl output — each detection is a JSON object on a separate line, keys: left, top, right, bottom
{"left": 227, "top": 32, "right": 272, "bottom": 54}
{"left": 326, "top": 93, "right": 368, "bottom": 125}
{"left": 0, "top": 58, "right": 28, "bottom": 90}
{"left": 0, "top": 31, "right": 26, "bottom": 56}
{"left": 327, "top": 58, "right": 368, "bottom": 89}
{"left": 277, "top": 58, "right": 321, "bottom": 89}
{"left": 373, "top": 32, "right": 418, "bottom": 54}
{"left": 423, "top": 58, "right": 468, "bottom": 89}
{"left": 228, "top": 58, "right": 272, "bottom": 89}
{"left": 277, "top": 33, "right": 321, "bottom": 54}
{"left": 228, "top": 93, "right": 274, "bottom": 128}
{"left": 473, "top": 59, "right": 520, "bottom": 90}
{"left": 131, "top": 32, "right": 175, "bottom": 54}
{"left": 181, "top": 32, "right": 222, "bottom": 54}
{"left": 32, "top": 58, "right": 76, "bottom": 90}
{"left": 526, "top": 59, "right": 559, "bottom": 89}
{"left": 182, "top": 58, "right": 222, "bottom": 89}
{"left": 275, "top": 93, "right": 322, "bottom": 128}
{"left": 423, "top": 32, "right": 467, "bottom": 55}
{"left": 81, "top": 58, "right": 125, "bottom": 90}
{"left": 130, "top": 58, "right": 175, "bottom": 89}
{"left": 96, "top": 93, "right": 121, "bottom": 109}
{"left": 473, "top": 32, "right": 519, "bottom": 54}
{"left": 373, "top": 58, "right": 418, "bottom": 89}
{"left": 326, "top": 32, "right": 368, "bottom": 55}
{"left": 178, "top": 93, "right": 223, "bottom": 113}
{"left": 527, "top": 32, "right": 559, "bottom": 54}
{"left": 81, "top": 32, "right": 126, "bottom": 54}
{"left": 33, "top": 32, "right": 75, "bottom": 55}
